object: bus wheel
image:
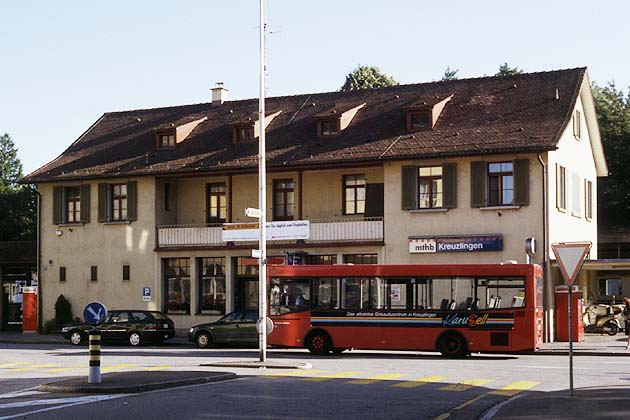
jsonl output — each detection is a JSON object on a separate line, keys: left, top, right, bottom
{"left": 438, "top": 332, "right": 468, "bottom": 358}
{"left": 307, "top": 331, "right": 332, "bottom": 355}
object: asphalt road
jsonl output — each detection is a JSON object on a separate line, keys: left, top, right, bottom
{"left": 1, "top": 343, "right": 629, "bottom": 419}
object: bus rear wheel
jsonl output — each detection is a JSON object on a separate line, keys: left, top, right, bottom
{"left": 307, "top": 331, "right": 332, "bottom": 355}
{"left": 438, "top": 332, "right": 468, "bottom": 358}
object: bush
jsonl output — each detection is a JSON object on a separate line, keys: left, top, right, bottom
{"left": 42, "top": 319, "right": 60, "bottom": 334}
{"left": 54, "top": 294, "right": 73, "bottom": 326}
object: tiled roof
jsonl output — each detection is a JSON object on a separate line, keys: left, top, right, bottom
{"left": 23, "top": 68, "right": 586, "bottom": 183}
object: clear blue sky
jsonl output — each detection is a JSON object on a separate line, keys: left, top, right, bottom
{"left": 2, "top": 0, "right": 629, "bottom": 175}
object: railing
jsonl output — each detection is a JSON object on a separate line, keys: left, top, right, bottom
{"left": 156, "top": 217, "right": 383, "bottom": 248}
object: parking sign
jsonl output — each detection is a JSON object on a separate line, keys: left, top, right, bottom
{"left": 142, "top": 287, "right": 151, "bottom": 302}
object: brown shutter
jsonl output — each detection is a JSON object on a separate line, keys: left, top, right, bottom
{"left": 401, "top": 166, "right": 417, "bottom": 210}
{"left": 442, "top": 163, "right": 457, "bottom": 209}
{"left": 470, "top": 161, "right": 487, "bottom": 207}
{"left": 513, "top": 158, "right": 529, "bottom": 206}
{"left": 365, "top": 183, "right": 384, "bottom": 217}
{"left": 53, "top": 186, "right": 63, "bottom": 224}
{"left": 98, "top": 183, "right": 108, "bottom": 222}
{"left": 127, "top": 181, "right": 137, "bottom": 221}
{"left": 80, "top": 184, "right": 91, "bottom": 223}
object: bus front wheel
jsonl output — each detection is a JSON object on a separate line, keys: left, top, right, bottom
{"left": 306, "top": 331, "right": 332, "bottom": 355}
{"left": 438, "top": 332, "right": 468, "bottom": 358}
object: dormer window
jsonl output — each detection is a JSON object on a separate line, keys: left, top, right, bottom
{"left": 316, "top": 103, "right": 365, "bottom": 138}
{"left": 408, "top": 111, "right": 431, "bottom": 131}
{"left": 405, "top": 94, "right": 453, "bottom": 132}
{"left": 234, "top": 125, "right": 254, "bottom": 143}
{"left": 319, "top": 119, "right": 339, "bottom": 136}
{"left": 157, "top": 132, "right": 176, "bottom": 149}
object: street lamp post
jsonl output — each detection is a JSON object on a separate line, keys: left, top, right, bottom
{"left": 257, "top": 0, "right": 267, "bottom": 363}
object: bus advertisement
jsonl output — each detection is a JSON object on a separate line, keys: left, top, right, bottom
{"left": 267, "top": 264, "right": 544, "bottom": 357}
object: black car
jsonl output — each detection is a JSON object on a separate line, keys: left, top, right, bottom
{"left": 188, "top": 309, "right": 258, "bottom": 348}
{"left": 61, "top": 310, "right": 176, "bottom": 346}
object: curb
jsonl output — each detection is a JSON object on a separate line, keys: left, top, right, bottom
{"left": 38, "top": 372, "right": 236, "bottom": 394}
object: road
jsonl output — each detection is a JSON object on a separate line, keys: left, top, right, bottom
{"left": 1, "top": 342, "right": 629, "bottom": 419}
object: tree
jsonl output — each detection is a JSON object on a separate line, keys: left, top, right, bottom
{"left": 496, "top": 63, "right": 523, "bottom": 76}
{"left": 592, "top": 82, "right": 630, "bottom": 229}
{"left": 0, "top": 133, "right": 23, "bottom": 192}
{"left": 441, "top": 66, "right": 459, "bottom": 81}
{"left": 341, "top": 65, "right": 398, "bottom": 91}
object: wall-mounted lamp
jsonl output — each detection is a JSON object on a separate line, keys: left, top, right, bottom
{"left": 55, "top": 230, "right": 63, "bottom": 237}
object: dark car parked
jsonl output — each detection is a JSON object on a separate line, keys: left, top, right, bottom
{"left": 61, "top": 310, "right": 176, "bottom": 346}
{"left": 188, "top": 309, "right": 258, "bottom": 348}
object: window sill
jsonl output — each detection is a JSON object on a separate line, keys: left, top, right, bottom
{"left": 103, "top": 220, "right": 132, "bottom": 225}
{"left": 571, "top": 212, "right": 582, "bottom": 219}
{"left": 57, "top": 222, "right": 85, "bottom": 227}
{"left": 557, "top": 207, "right": 567, "bottom": 213}
{"left": 480, "top": 205, "right": 520, "bottom": 211}
{"left": 409, "top": 208, "right": 449, "bottom": 213}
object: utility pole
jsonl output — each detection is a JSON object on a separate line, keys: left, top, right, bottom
{"left": 257, "top": 0, "right": 267, "bottom": 363}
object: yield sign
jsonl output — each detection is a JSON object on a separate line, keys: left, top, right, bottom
{"left": 551, "top": 242, "right": 592, "bottom": 286}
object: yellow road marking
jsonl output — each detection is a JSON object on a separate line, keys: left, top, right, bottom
{"left": 0, "top": 362, "right": 29, "bottom": 368}
{"left": 261, "top": 369, "right": 324, "bottom": 378}
{"left": 393, "top": 375, "right": 446, "bottom": 388}
{"left": 145, "top": 366, "right": 173, "bottom": 371}
{"left": 434, "top": 413, "right": 450, "bottom": 420}
{"left": 101, "top": 364, "right": 137, "bottom": 372}
{"left": 489, "top": 381, "right": 541, "bottom": 396}
{"left": 454, "top": 394, "right": 486, "bottom": 410}
{"left": 44, "top": 365, "right": 85, "bottom": 373}
{"left": 440, "top": 379, "right": 493, "bottom": 391}
{"left": 11, "top": 363, "right": 59, "bottom": 372}
{"left": 303, "top": 371, "right": 363, "bottom": 382}
{"left": 347, "top": 373, "right": 407, "bottom": 385}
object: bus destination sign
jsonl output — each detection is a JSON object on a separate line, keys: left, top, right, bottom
{"left": 409, "top": 234, "right": 503, "bottom": 254}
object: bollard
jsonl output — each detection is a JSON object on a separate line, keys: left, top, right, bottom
{"left": 88, "top": 329, "right": 101, "bottom": 384}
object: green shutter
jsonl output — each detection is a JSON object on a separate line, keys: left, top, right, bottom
{"left": 401, "top": 166, "right": 417, "bottom": 210}
{"left": 470, "top": 161, "right": 487, "bottom": 207}
{"left": 98, "top": 183, "right": 108, "bottom": 222}
{"left": 53, "top": 186, "right": 63, "bottom": 224}
{"left": 514, "top": 158, "right": 529, "bottom": 206}
{"left": 127, "top": 181, "right": 137, "bottom": 221}
{"left": 80, "top": 184, "right": 91, "bottom": 223}
{"left": 442, "top": 163, "right": 457, "bottom": 209}
{"left": 365, "top": 183, "right": 384, "bottom": 217}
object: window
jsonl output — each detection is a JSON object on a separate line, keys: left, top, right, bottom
{"left": 319, "top": 119, "right": 339, "bottom": 136}
{"left": 343, "top": 175, "right": 366, "bottom": 215}
{"left": 65, "top": 187, "right": 81, "bottom": 223}
{"left": 487, "top": 162, "right": 514, "bottom": 206}
{"left": 571, "top": 172, "right": 581, "bottom": 216}
{"left": 122, "top": 265, "right": 130, "bottom": 281}
{"left": 234, "top": 125, "right": 254, "bottom": 143}
{"left": 163, "top": 258, "right": 190, "bottom": 314}
{"left": 418, "top": 166, "right": 443, "bottom": 208}
{"left": 206, "top": 182, "right": 227, "bottom": 223}
{"left": 53, "top": 185, "right": 90, "bottom": 224}
{"left": 598, "top": 278, "right": 622, "bottom": 297}
{"left": 198, "top": 257, "right": 226, "bottom": 315}
{"left": 573, "top": 110, "right": 582, "bottom": 139}
{"left": 236, "top": 256, "right": 259, "bottom": 276}
{"left": 269, "top": 279, "right": 311, "bottom": 315}
{"left": 585, "top": 180, "right": 593, "bottom": 220}
{"left": 90, "top": 266, "right": 98, "bottom": 282}
{"left": 408, "top": 111, "right": 431, "bottom": 131}
{"left": 306, "top": 255, "right": 337, "bottom": 265}
{"left": 343, "top": 254, "right": 378, "bottom": 264}
{"left": 60, "top": 266, "right": 67, "bottom": 283}
{"left": 273, "top": 179, "right": 295, "bottom": 220}
{"left": 557, "top": 165, "right": 567, "bottom": 210}
{"left": 111, "top": 184, "right": 127, "bottom": 221}
{"left": 157, "top": 133, "right": 175, "bottom": 149}
{"left": 98, "top": 182, "right": 137, "bottom": 222}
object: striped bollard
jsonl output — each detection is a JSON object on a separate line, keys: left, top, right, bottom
{"left": 88, "top": 329, "right": 101, "bottom": 383}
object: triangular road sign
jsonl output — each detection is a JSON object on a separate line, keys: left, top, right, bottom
{"left": 551, "top": 242, "right": 592, "bottom": 286}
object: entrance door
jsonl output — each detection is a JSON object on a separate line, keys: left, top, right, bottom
{"left": 233, "top": 257, "right": 259, "bottom": 311}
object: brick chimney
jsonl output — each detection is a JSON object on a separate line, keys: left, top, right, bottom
{"left": 211, "top": 83, "right": 229, "bottom": 105}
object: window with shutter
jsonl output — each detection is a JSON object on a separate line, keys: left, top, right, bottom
{"left": 513, "top": 159, "right": 529, "bottom": 206}
{"left": 401, "top": 166, "right": 417, "bottom": 210}
{"left": 97, "top": 181, "right": 137, "bottom": 222}
{"left": 470, "top": 161, "right": 487, "bottom": 207}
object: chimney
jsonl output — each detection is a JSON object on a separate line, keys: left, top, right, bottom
{"left": 211, "top": 82, "right": 228, "bottom": 105}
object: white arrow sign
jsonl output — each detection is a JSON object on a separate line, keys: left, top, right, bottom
{"left": 551, "top": 242, "right": 592, "bottom": 286}
{"left": 245, "top": 207, "right": 262, "bottom": 218}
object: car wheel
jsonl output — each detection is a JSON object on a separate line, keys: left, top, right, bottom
{"left": 195, "top": 332, "right": 212, "bottom": 349}
{"left": 306, "top": 330, "right": 332, "bottom": 355}
{"left": 438, "top": 332, "right": 468, "bottom": 358}
{"left": 69, "top": 331, "right": 85, "bottom": 346}
{"left": 128, "top": 332, "right": 142, "bottom": 346}
{"left": 603, "top": 320, "right": 619, "bottom": 336}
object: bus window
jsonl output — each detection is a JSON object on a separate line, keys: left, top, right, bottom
{"left": 430, "top": 277, "right": 474, "bottom": 311}
{"left": 476, "top": 278, "right": 526, "bottom": 309}
{"left": 371, "top": 277, "right": 387, "bottom": 309}
{"left": 341, "top": 278, "right": 370, "bottom": 309}
{"left": 413, "top": 279, "right": 431, "bottom": 309}
{"left": 312, "top": 278, "right": 338, "bottom": 309}
{"left": 269, "top": 278, "right": 311, "bottom": 314}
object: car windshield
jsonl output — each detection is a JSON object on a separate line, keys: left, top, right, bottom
{"left": 220, "top": 311, "right": 244, "bottom": 322}
{"left": 149, "top": 312, "right": 168, "bottom": 320}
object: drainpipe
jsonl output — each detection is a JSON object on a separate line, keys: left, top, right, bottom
{"left": 537, "top": 153, "right": 553, "bottom": 342}
{"left": 35, "top": 189, "right": 42, "bottom": 333}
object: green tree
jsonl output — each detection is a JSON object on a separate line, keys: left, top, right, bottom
{"left": 441, "top": 66, "right": 459, "bottom": 81}
{"left": 592, "top": 82, "right": 630, "bottom": 228}
{"left": 496, "top": 63, "right": 523, "bottom": 76}
{"left": 341, "top": 65, "right": 398, "bottom": 91}
{"left": 0, "top": 133, "right": 23, "bottom": 191}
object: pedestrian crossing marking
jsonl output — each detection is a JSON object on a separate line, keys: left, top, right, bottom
{"left": 44, "top": 365, "right": 85, "bottom": 373}
{"left": 392, "top": 375, "right": 446, "bottom": 388}
{"left": 100, "top": 364, "right": 137, "bottom": 372}
{"left": 488, "top": 381, "right": 541, "bottom": 396}
{"left": 0, "top": 362, "right": 29, "bottom": 368}
{"left": 347, "top": 373, "right": 408, "bottom": 385}
{"left": 303, "top": 371, "right": 363, "bottom": 382}
{"left": 145, "top": 366, "right": 174, "bottom": 371}
{"left": 11, "top": 363, "right": 59, "bottom": 372}
{"left": 261, "top": 369, "right": 324, "bottom": 378}
{"left": 439, "top": 379, "right": 493, "bottom": 391}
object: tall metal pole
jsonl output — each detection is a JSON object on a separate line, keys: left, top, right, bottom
{"left": 568, "top": 287, "right": 574, "bottom": 397}
{"left": 257, "top": 0, "right": 267, "bottom": 363}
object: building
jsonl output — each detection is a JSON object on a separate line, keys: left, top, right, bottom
{"left": 23, "top": 68, "right": 606, "bottom": 339}
{"left": 0, "top": 241, "right": 37, "bottom": 331}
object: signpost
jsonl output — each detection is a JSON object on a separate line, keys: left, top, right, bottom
{"left": 551, "top": 242, "right": 591, "bottom": 397}
{"left": 83, "top": 301, "right": 108, "bottom": 384}
{"left": 142, "top": 287, "right": 152, "bottom": 302}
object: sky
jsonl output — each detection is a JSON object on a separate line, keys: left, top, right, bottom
{"left": 1, "top": 0, "right": 629, "bottom": 175}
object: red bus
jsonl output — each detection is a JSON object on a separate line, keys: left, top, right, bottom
{"left": 267, "top": 264, "right": 544, "bottom": 357}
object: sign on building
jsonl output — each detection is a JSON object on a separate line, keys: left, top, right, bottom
{"left": 409, "top": 234, "right": 503, "bottom": 253}
{"left": 142, "top": 287, "right": 152, "bottom": 302}
{"left": 222, "top": 220, "right": 310, "bottom": 242}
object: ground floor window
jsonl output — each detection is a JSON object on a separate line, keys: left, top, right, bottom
{"left": 306, "top": 255, "right": 337, "bottom": 265}
{"left": 163, "top": 258, "right": 190, "bottom": 314}
{"left": 343, "top": 254, "right": 378, "bottom": 264}
{"left": 198, "top": 257, "right": 226, "bottom": 315}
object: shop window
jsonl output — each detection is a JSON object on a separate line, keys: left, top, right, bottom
{"left": 163, "top": 258, "right": 190, "bottom": 314}
{"left": 306, "top": 255, "right": 337, "bottom": 265}
{"left": 343, "top": 254, "right": 378, "bottom": 264}
{"left": 198, "top": 257, "right": 226, "bottom": 315}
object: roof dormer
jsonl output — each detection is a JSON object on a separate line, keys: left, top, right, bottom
{"left": 155, "top": 117, "right": 208, "bottom": 150}
{"left": 316, "top": 103, "right": 366, "bottom": 137}
{"left": 231, "top": 110, "right": 282, "bottom": 143}
{"left": 404, "top": 94, "right": 453, "bottom": 132}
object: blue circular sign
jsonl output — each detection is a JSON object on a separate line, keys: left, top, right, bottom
{"left": 83, "top": 301, "right": 108, "bottom": 325}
